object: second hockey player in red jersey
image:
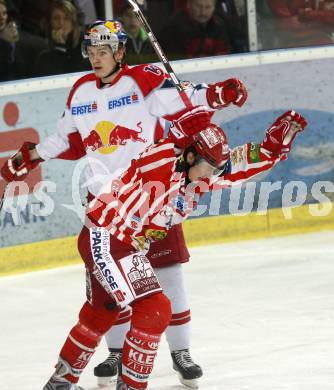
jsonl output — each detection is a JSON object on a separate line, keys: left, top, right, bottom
{"left": 39, "top": 109, "right": 306, "bottom": 390}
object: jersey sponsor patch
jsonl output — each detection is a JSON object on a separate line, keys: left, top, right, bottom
{"left": 89, "top": 227, "right": 133, "bottom": 307}
{"left": 172, "top": 194, "right": 186, "bottom": 213}
{"left": 201, "top": 127, "right": 221, "bottom": 149}
{"left": 248, "top": 143, "right": 261, "bottom": 163}
{"left": 231, "top": 145, "right": 245, "bottom": 164}
{"left": 129, "top": 215, "right": 142, "bottom": 230}
{"left": 71, "top": 101, "right": 98, "bottom": 115}
{"left": 108, "top": 92, "right": 139, "bottom": 110}
{"left": 121, "top": 253, "right": 161, "bottom": 298}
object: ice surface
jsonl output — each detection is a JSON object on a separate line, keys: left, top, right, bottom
{"left": 1, "top": 231, "right": 334, "bottom": 390}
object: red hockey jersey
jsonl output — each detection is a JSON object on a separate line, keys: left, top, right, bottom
{"left": 87, "top": 139, "right": 278, "bottom": 251}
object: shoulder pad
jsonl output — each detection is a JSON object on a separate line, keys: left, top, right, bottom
{"left": 66, "top": 73, "right": 97, "bottom": 108}
{"left": 124, "top": 64, "right": 167, "bottom": 97}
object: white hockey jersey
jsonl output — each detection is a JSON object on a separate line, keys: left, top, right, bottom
{"left": 36, "top": 64, "right": 213, "bottom": 196}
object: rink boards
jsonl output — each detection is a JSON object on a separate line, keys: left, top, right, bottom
{"left": 1, "top": 202, "right": 334, "bottom": 276}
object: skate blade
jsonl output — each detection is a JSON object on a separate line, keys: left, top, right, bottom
{"left": 97, "top": 376, "right": 117, "bottom": 387}
{"left": 176, "top": 371, "right": 199, "bottom": 389}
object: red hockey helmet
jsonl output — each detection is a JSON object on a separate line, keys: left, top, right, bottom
{"left": 192, "top": 124, "right": 230, "bottom": 169}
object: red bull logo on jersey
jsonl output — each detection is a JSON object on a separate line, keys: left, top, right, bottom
{"left": 83, "top": 121, "right": 147, "bottom": 154}
{"left": 108, "top": 92, "right": 139, "bottom": 110}
{"left": 71, "top": 101, "right": 97, "bottom": 115}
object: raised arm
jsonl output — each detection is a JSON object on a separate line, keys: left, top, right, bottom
{"left": 214, "top": 110, "right": 307, "bottom": 188}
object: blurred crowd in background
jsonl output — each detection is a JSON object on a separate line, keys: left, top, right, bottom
{"left": 0, "top": 0, "right": 333, "bottom": 82}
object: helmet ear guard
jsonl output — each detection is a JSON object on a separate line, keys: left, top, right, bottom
{"left": 82, "top": 20, "right": 127, "bottom": 58}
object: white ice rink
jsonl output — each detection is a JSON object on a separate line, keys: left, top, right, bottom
{"left": 1, "top": 230, "right": 334, "bottom": 390}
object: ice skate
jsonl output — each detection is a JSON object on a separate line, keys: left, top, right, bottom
{"left": 171, "top": 349, "right": 203, "bottom": 389}
{"left": 94, "top": 348, "right": 122, "bottom": 387}
{"left": 43, "top": 376, "right": 84, "bottom": 390}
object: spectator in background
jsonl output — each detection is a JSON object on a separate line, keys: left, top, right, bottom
{"left": 113, "top": 0, "right": 148, "bottom": 16}
{"left": 8, "top": 0, "right": 94, "bottom": 36}
{"left": 145, "top": 0, "right": 174, "bottom": 34}
{"left": 8, "top": 0, "right": 49, "bottom": 37}
{"left": 73, "top": 0, "right": 97, "bottom": 25}
{"left": 159, "top": 0, "right": 233, "bottom": 60}
{"left": 35, "top": 0, "right": 90, "bottom": 76}
{"left": 0, "top": 0, "right": 47, "bottom": 81}
{"left": 291, "top": 0, "right": 334, "bottom": 25}
{"left": 216, "top": 0, "right": 249, "bottom": 52}
{"left": 118, "top": 4, "right": 157, "bottom": 65}
{"left": 264, "top": 0, "right": 334, "bottom": 48}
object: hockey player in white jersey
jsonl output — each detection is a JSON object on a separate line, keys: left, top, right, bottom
{"left": 0, "top": 20, "right": 249, "bottom": 390}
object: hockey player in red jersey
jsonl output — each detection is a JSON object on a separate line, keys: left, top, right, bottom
{"left": 0, "top": 20, "right": 249, "bottom": 390}
{"left": 38, "top": 109, "right": 305, "bottom": 390}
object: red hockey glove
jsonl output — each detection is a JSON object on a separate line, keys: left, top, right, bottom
{"left": 168, "top": 105, "right": 212, "bottom": 148}
{"left": 1, "top": 142, "right": 43, "bottom": 182}
{"left": 260, "top": 110, "right": 307, "bottom": 159}
{"left": 207, "top": 78, "right": 248, "bottom": 109}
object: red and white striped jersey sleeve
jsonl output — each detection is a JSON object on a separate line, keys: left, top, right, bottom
{"left": 136, "top": 139, "right": 177, "bottom": 182}
{"left": 87, "top": 139, "right": 178, "bottom": 231}
{"left": 212, "top": 142, "right": 279, "bottom": 189}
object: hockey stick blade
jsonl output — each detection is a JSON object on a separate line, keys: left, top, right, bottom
{"left": 126, "top": 0, "right": 192, "bottom": 108}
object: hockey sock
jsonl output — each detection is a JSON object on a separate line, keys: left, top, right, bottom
{"left": 165, "top": 309, "right": 191, "bottom": 350}
{"left": 56, "top": 322, "right": 102, "bottom": 383}
{"left": 121, "top": 327, "right": 161, "bottom": 389}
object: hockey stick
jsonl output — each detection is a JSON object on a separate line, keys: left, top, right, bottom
{"left": 126, "top": 0, "right": 192, "bottom": 109}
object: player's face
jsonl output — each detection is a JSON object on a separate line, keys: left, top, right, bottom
{"left": 87, "top": 45, "right": 124, "bottom": 82}
{"left": 189, "top": 0, "right": 215, "bottom": 24}
{"left": 187, "top": 154, "right": 216, "bottom": 182}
